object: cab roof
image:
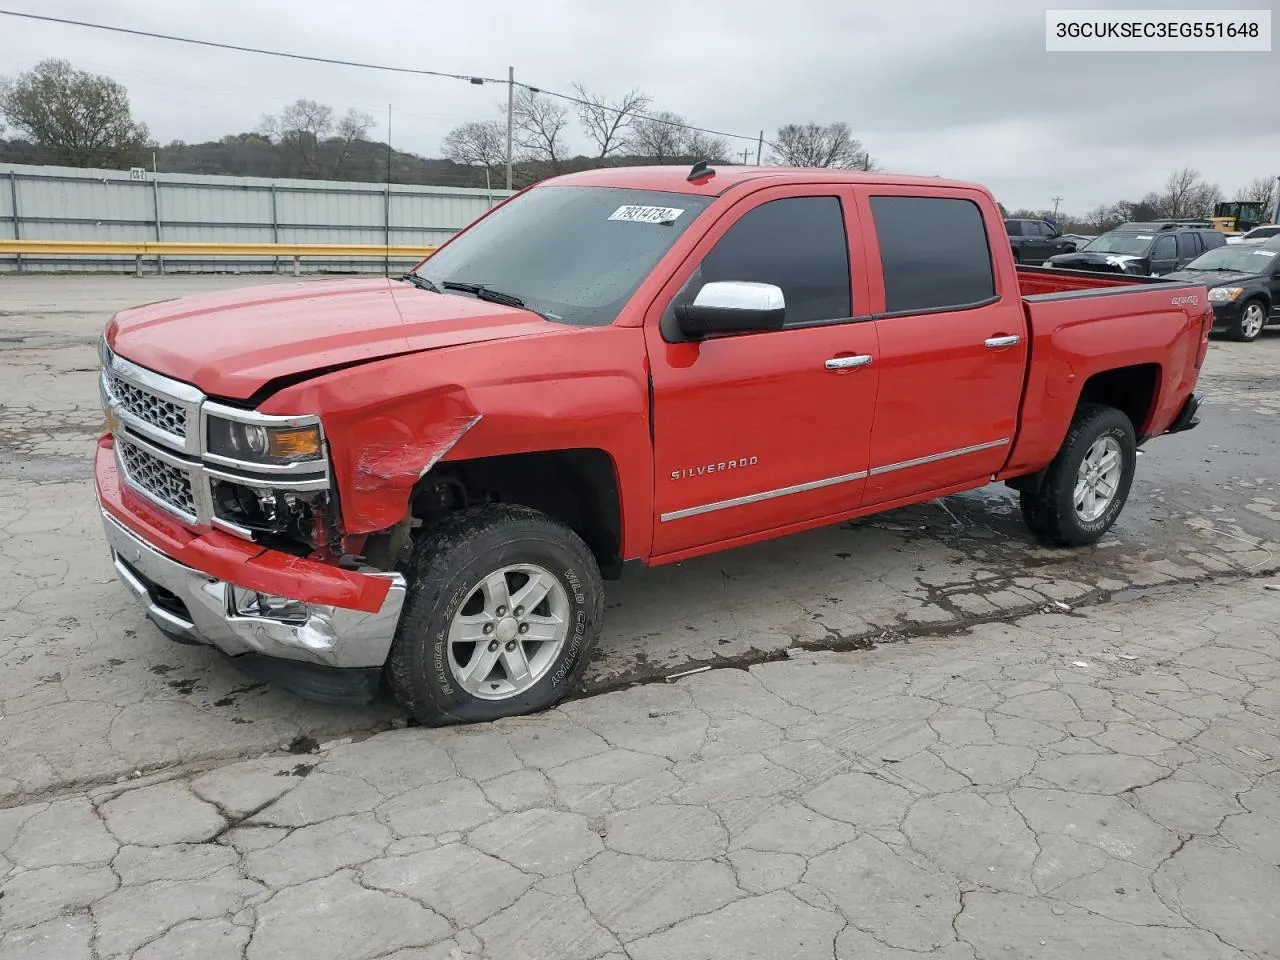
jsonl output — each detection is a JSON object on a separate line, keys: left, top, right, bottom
{"left": 539, "top": 164, "right": 990, "bottom": 198}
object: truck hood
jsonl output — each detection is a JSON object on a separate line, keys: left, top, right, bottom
{"left": 1165, "top": 268, "right": 1266, "bottom": 286}
{"left": 106, "top": 277, "right": 554, "bottom": 399}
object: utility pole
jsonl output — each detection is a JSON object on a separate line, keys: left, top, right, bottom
{"left": 505, "top": 66, "right": 515, "bottom": 191}
{"left": 1051, "top": 196, "right": 1063, "bottom": 219}
{"left": 755, "top": 130, "right": 764, "bottom": 165}
{"left": 739, "top": 148, "right": 750, "bottom": 165}
{"left": 385, "top": 104, "right": 392, "bottom": 277}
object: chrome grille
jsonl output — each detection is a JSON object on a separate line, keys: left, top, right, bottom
{"left": 118, "top": 439, "right": 197, "bottom": 520}
{"left": 109, "top": 374, "right": 188, "bottom": 438}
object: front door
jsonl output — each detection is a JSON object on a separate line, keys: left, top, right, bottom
{"left": 853, "top": 188, "right": 1028, "bottom": 506}
{"left": 645, "top": 187, "right": 878, "bottom": 556}
{"left": 1149, "top": 234, "right": 1178, "bottom": 275}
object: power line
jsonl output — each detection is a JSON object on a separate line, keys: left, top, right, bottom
{"left": 0, "top": 9, "right": 504, "bottom": 85}
{"left": 0, "top": 8, "right": 768, "bottom": 147}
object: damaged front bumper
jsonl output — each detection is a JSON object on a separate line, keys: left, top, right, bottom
{"left": 97, "top": 437, "right": 406, "bottom": 702}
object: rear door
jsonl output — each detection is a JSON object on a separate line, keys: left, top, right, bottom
{"left": 852, "top": 188, "right": 1028, "bottom": 506}
{"left": 1173, "top": 231, "right": 1201, "bottom": 272}
{"left": 645, "top": 186, "right": 878, "bottom": 556}
{"left": 1026, "top": 221, "right": 1055, "bottom": 264}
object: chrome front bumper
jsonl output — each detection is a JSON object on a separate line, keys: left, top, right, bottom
{"left": 101, "top": 508, "right": 406, "bottom": 670}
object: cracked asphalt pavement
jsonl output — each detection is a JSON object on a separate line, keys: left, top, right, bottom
{"left": 1, "top": 274, "right": 1279, "bottom": 957}
{"left": 1, "top": 579, "right": 1278, "bottom": 959}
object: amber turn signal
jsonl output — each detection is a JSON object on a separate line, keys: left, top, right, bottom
{"left": 267, "top": 427, "right": 322, "bottom": 461}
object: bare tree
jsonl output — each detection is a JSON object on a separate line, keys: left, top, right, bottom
{"left": 330, "top": 108, "right": 374, "bottom": 176}
{"left": 505, "top": 88, "right": 571, "bottom": 172}
{"left": 630, "top": 111, "right": 689, "bottom": 163}
{"left": 259, "top": 100, "right": 372, "bottom": 177}
{"left": 628, "top": 111, "right": 728, "bottom": 164}
{"left": 768, "top": 122, "right": 872, "bottom": 170}
{"left": 0, "top": 58, "right": 151, "bottom": 167}
{"left": 572, "top": 83, "right": 650, "bottom": 164}
{"left": 1084, "top": 204, "right": 1116, "bottom": 231}
{"left": 682, "top": 129, "right": 730, "bottom": 164}
{"left": 442, "top": 120, "right": 506, "bottom": 172}
{"left": 1158, "top": 168, "right": 1220, "bottom": 219}
{"left": 1234, "top": 175, "right": 1279, "bottom": 210}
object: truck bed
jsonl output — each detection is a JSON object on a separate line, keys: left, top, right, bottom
{"left": 1017, "top": 264, "right": 1155, "bottom": 298}
{"left": 1000, "top": 265, "right": 1210, "bottom": 481}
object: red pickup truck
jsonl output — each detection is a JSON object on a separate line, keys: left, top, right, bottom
{"left": 97, "top": 164, "right": 1210, "bottom": 724}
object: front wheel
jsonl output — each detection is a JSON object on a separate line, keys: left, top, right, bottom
{"left": 1020, "top": 403, "right": 1137, "bottom": 547}
{"left": 386, "top": 504, "right": 604, "bottom": 725}
{"left": 1227, "top": 299, "right": 1267, "bottom": 342}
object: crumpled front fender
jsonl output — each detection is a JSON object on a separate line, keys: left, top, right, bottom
{"left": 262, "top": 374, "right": 483, "bottom": 535}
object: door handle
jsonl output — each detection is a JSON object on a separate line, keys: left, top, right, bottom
{"left": 984, "top": 335, "right": 1021, "bottom": 349}
{"left": 825, "top": 354, "right": 873, "bottom": 370}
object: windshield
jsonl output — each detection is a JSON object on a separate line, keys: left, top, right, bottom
{"left": 1186, "top": 245, "right": 1278, "bottom": 272}
{"left": 1244, "top": 226, "right": 1280, "bottom": 240}
{"left": 411, "top": 185, "right": 713, "bottom": 326}
{"left": 1081, "top": 232, "right": 1155, "bottom": 255}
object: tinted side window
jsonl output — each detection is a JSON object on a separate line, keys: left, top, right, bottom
{"left": 1202, "top": 230, "right": 1226, "bottom": 249}
{"left": 1034, "top": 222, "right": 1053, "bottom": 237}
{"left": 1152, "top": 236, "right": 1176, "bottom": 260}
{"left": 1005, "top": 221, "right": 1023, "bottom": 236}
{"left": 1176, "top": 232, "right": 1199, "bottom": 258}
{"left": 697, "top": 196, "right": 851, "bottom": 324}
{"left": 870, "top": 195, "right": 996, "bottom": 313}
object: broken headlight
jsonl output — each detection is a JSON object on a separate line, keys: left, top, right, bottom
{"left": 200, "top": 404, "right": 332, "bottom": 550}
{"left": 205, "top": 416, "right": 324, "bottom": 466}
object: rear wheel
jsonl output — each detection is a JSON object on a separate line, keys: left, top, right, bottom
{"left": 1227, "top": 299, "right": 1267, "bottom": 342}
{"left": 1020, "top": 403, "right": 1137, "bottom": 547}
{"left": 387, "top": 504, "right": 603, "bottom": 725}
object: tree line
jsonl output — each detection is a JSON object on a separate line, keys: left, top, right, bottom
{"left": 1, "top": 59, "right": 1274, "bottom": 228}
{"left": 1002, "top": 168, "right": 1278, "bottom": 235}
{"left": 0, "top": 59, "right": 874, "bottom": 190}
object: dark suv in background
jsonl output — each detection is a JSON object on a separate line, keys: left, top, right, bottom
{"left": 1043, "top": 221, "right": 1226, "bottom": 275}
{"left": 1004, "top": 218, "right": 1079, "bottom": 264}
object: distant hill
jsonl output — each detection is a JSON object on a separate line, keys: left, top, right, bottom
{"left": 0, "top": 133, "right": 721, "bottom": 188}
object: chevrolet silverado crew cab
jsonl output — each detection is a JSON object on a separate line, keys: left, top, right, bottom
{"left": 97, "top": 164, "right": 1211, "bottom": 724}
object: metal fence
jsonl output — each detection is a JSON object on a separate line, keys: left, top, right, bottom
{"left": 0, "top": 162, "right": 514, "bottom": 274}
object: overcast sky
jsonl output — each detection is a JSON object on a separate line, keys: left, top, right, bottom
{"left": 2, "top": 0, "right": 1277, "bottom": 214}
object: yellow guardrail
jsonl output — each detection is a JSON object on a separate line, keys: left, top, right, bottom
{"left": 0, "top": 240, "right": 440, "bottom": 275}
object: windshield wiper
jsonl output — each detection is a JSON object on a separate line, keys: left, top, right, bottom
{"left": 399, "top": 273, "right": 442, "bottom": 293}
{"left": 441, "top": 280, "right": 528, "bottom": 309}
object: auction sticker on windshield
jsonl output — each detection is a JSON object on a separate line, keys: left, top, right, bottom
{"left": 609, "top": 205, "right": 684, "bottom": 224}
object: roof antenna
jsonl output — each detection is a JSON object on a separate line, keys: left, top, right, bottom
{"left": 687, "top": 160, "right": 715, "bottom": 183}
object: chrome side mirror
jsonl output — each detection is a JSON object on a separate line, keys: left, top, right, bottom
{"left": 675, "top": 281, "right": 786, "bottom": 337}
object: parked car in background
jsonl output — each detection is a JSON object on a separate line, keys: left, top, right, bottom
{"left": 1164, "top": 237, "right": 1280, "bottom": 342}
{"left": 1005, "top": 218, "right": 1077, "bottom": 264}
{"left": 1043, "top": 222, "right": 1226, "bottom": 275}
{"left": 1226, "top": 224, "right": 1280, "bottom": 245}
{"left": 1058, "top": 233, "right": 1095, "bottom": 251}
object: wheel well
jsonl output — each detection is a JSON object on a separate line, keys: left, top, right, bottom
{"left": 407, "top": 449, "right": 624, "bottom": 579}
{"left": 1005, "top": 363, "right": 1158, "bottom": 496}
{"left": 1077, "top": 364, "right": 1159, "bottom": 436}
